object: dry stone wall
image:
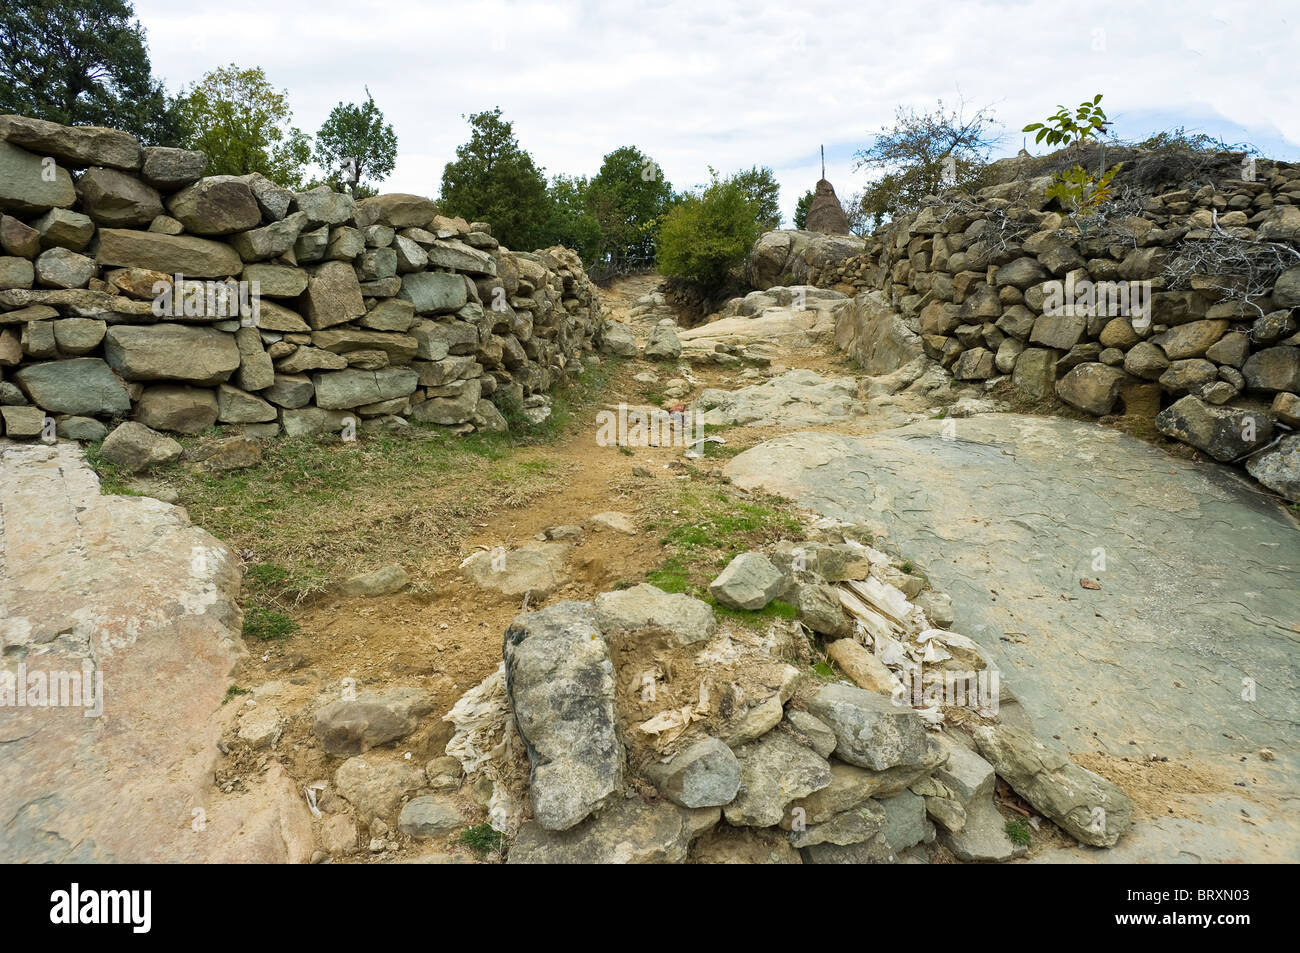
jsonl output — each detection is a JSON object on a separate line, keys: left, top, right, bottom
{"left": 0, "top": 114, "right": 603, "bottom": 446}
{"left": 766, "top": 159, "right": 1300, "bottom": 500}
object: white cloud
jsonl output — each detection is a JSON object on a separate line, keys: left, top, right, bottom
{"left": 134, "top": 0, "right": 1300, "bottom": 223}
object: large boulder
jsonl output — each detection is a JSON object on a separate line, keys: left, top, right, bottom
{"left": 96, "top": 229, "right": 242, "bottom": 278}
{"left": 709, "top": 551, "right": 784, "bottom": 610}
{"left": 593, "top": 583, "right": 716, "bottom": 645}
{"left": 1155, "top": 394, "right": 1275, "bottom": 461}
{"left": 508, "top": 797, "right": 690, "bottom": 864}
{"left": 104, "top": 324, "right": 240, "bottom": 384}
{"left": 805, "top": 683, "right": 942, "bottom": 772}
{"left": 13, "top": 358, "right": 130, "bottom": 415}
{"left": 353, "top": 193, "right": 438, "bottom": 229}
{"left": 504, "top": 602, "right": 623, "bottom": 831}
{"left": 166, "top": 176, "right": 262, "bottom": 235}
{"left": 0, "top": 115, "right": 140, "bottom": 170}
{"left": 644, "top": 737, "right": 741, "bottom": 808}
{"left": 77, "top": 167, "right": 162, "bottom": 227}
{"left": 724, "top": 731, "right": 832, "bottom": 827}
{"left": 133, "top": 384, "right": 219, "bottom": 434}
{"left": 973, "top": 723, "right": 1132, "bottom": 847}
{"left": 1246, "top": 434, "right": 1300, "bottom": 502}
{"left": 99, "top": 421, "right": 182, "bottom": 472}
{"left": 301, "top": 260, "right": 366, "bottom": 330}
{"left": 746, "top": 229, "right": 864, "bottom": 289}
{"left": 398, "top": 272, "right": 467, "bottom": 315}
{"left": 0, "top": 140, "right": 76, "bottom": 214}
{"left": 1055, "top": 362, "right": 1127, "bottom": 416}
{"left": 140, "top": 147, "right": 206, "bottom": 189}
{"left": 834, "top": 291, "right": 922, "bottom": 375}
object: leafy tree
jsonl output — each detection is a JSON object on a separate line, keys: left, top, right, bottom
{"left": 542, "top": 174, "right": 602, "bottom": 261}
{"left": 730, "top": 165, "right": 781, "bottom": 231}
{"left": 178, "top": 64, "right": 312, "bottom": 188}
{"left": 438, "top": 107, "right": 550, "bottom": 251}
{"left": 586, "top": 145, "right": 673, "bottom": 265}
{"left": 854, "top": 99, "right": 1000, "bottom": 227}
{"left": 0, "top": 0, "right": 185, "bottom": 145}
{"left": 313, "top": 87, "right": 397, "bottom": 194}
{"left": 657, "top": 169, "right": 761, "bottom": 288}
{"left": 793, "top": 189, "right": 813, "bottom": 230}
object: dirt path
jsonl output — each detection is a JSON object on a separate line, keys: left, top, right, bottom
{"left": 215, "top": 276, "right": 876, "bottom": 853}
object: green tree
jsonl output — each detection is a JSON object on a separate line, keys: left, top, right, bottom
{"left": 657, "top": 169, "right": 761, "bottom": 288}
{"left": 586, "top": 145, "right": 673, "bottom": 265}
{"left": 854, "top": 99, "right": 999, "bottom": 227}
{"left": 438, "top": 107, "right": 550, "bottom": 251}
{"left": 313, "top": 87, "right": 397, "bottom": 194}
{"left": 178, "top": 64, "right": 312, "bottom": 188}
{"left": 542, "top": 174, "right": 602, "bottom": 261}
{"left": 730, "top": 165, "right": 781, "bottom": 231}
{"left": 793, "top": 189, "right": 813, "bottom": 229}
{"left": 0, "top": 0, "right": 185, "bottom": 145}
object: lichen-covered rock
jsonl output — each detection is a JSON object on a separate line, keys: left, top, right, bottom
{"left": 504, "top": 602, "right": 623, "bottom": 831}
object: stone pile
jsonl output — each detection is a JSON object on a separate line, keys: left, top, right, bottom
{"left": 0, "top": 114, "right": 603, "bottom": 449}
{"left": 748, "top": 157, "right": 1300, "bottom": 500}
{"left": 456, "top": 531, "right": 1132, "bottom": 863}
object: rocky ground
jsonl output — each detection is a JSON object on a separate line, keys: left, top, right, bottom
{"left": 3, "top": 273, "right": 1294, "bottom": 863}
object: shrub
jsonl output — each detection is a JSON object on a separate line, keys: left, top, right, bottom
{"left": 656, "top": 172, "right": 761, "bottom": 290}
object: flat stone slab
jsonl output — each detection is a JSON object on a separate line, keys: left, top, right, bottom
{"left": 0, "top": 442, "right": 311, "bottom": 862}
{"left": 726, "top": 413, "right": 1300, "bottom": 860}
{"left": 695, "top": 369, "right": 864, "bottom": 429}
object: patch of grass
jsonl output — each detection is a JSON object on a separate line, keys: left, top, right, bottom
{"left": 223, "top": 685, "right": 251, "bottom": 705}
{"left": 242, "top": 607, "right": 298, "bottom": 642}
{"left": 642, "top": 483, "right": 806, "bottom": 619}
{"left": 810, "top": 661, "right": 836, "bottom": 680}
{"left": 712, "top": 598, "right": 799, "bottom": 630}
{"left": 459, "top": 823, "right": 505, "bottom": 859}
{"left": 1005, "top": 819, "right": 1032, "bottom": 847}
{"left": 900, "top": 561, "right": 914, "bottom": 574}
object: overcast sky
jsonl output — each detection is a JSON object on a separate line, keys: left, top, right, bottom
{"left": 134, "top": 0, "right": 1300, "bottom": 224}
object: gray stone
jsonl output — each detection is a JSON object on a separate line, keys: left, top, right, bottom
{"left": 55, "top": 415, "right": 107, "bottom": 441}
{"left": 1246, "top": 434, "right": 1300, "bottom": 502}
{"left": 96, "top": 228, "right": 242, "bottom": 278}
{"left": 0, "top": 115, "right": 140, "bottom": 170}
{"left": 1242, "top": 346, "right": 1300, "bottom": 393}
{"left": 805, "top": 683, "right": 943, "bottom": 772}
{"left": 795, "top": 582, "right": 852, "bottom": 636}
{"left": 312, "top": 687, "right": 435, "bottom": 758}
{"left": 216, "top": 383, "right": 276, "bottom": 423}
{"left": 333, "top": 752, "right": 425, "bottom": 822}
{"left": 504, "top": 602, "right": 623, "bottom": 830}
{"left": 140, "top": 147, "right": 206, "bottom": 189}
{"left": 0, "top": 256, "right": 33, "bottom": 289}
{"left": 974, "top": 723, "right": 1132, "bottom": 847}
{"left": 508, "top": 797, "right": 689, "bottom": 864}
{"left": 878, "top": 790, "right": 931, "bottom": 851}
{"left": 600, "top": 321, "right": 637, "bottom": 357}
{"left": 0, "top": 141, "right": 76, "bottom": 214}
{"left": 77, "top": 167, "right": 162, "bottom": 227}
{"left": 1155, "top": 394, "right": 1274, "bottom": 461}
{"left": 1055, "top": 362, "right": 1126, "bottom": 416}
{"left": 397, "top": 796, "right": 462, "bottom": 839}
{"left": 298, "top": 260, "right": 365, "bottom": 330}
{"left": 166, "top": 176, "right": 261, "bottom": 235}
{"left": 133, "top": 384, "right": 219, "bottom": 434}
{"left": 104, "top": 324, "right": 239, "bottom": 384}
{"left": 399, "top": 272, "right": 468, "bottom": 315}
{"left": 593, "top": 583, "right": 716, "bottom": 645}
{"left": 293, "top": 186, "right": 354, "bottom": 228}
{"left": 51, "top": 318, "right": 105, "bottom": 355}
{"left": 32, "top": 208, "right": 94, "bottom": 252}
{"left": 724, "top": 731, "right": 832, "bottom": 827}
{"left": 34, "top": 247, "right": 95, "bottom": 289}
{"left": 645, "top": 737, "right": 741, "bottom": 808}
{"left": 312, "top": 366, "right": 418, "bottom": 410}
{"left": 230, "top": 212, "right": 309, "bottom": 261}
{"left": 13, "top": 358, "right": 130, "bottom": 415}
{"left": 644, "top": 323, "right": 682, "bottom": 360}
{"left": 339, "top": 565, "right": 410, "bottom": 597}
{"left": 99, "top": 421, "right": 182, "bottom": 472}
{"left": 263, "top": 374, "right": 313, "bottom": 409}
{"left": 709, "top": 551, "right": 785, "bottom": 610}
